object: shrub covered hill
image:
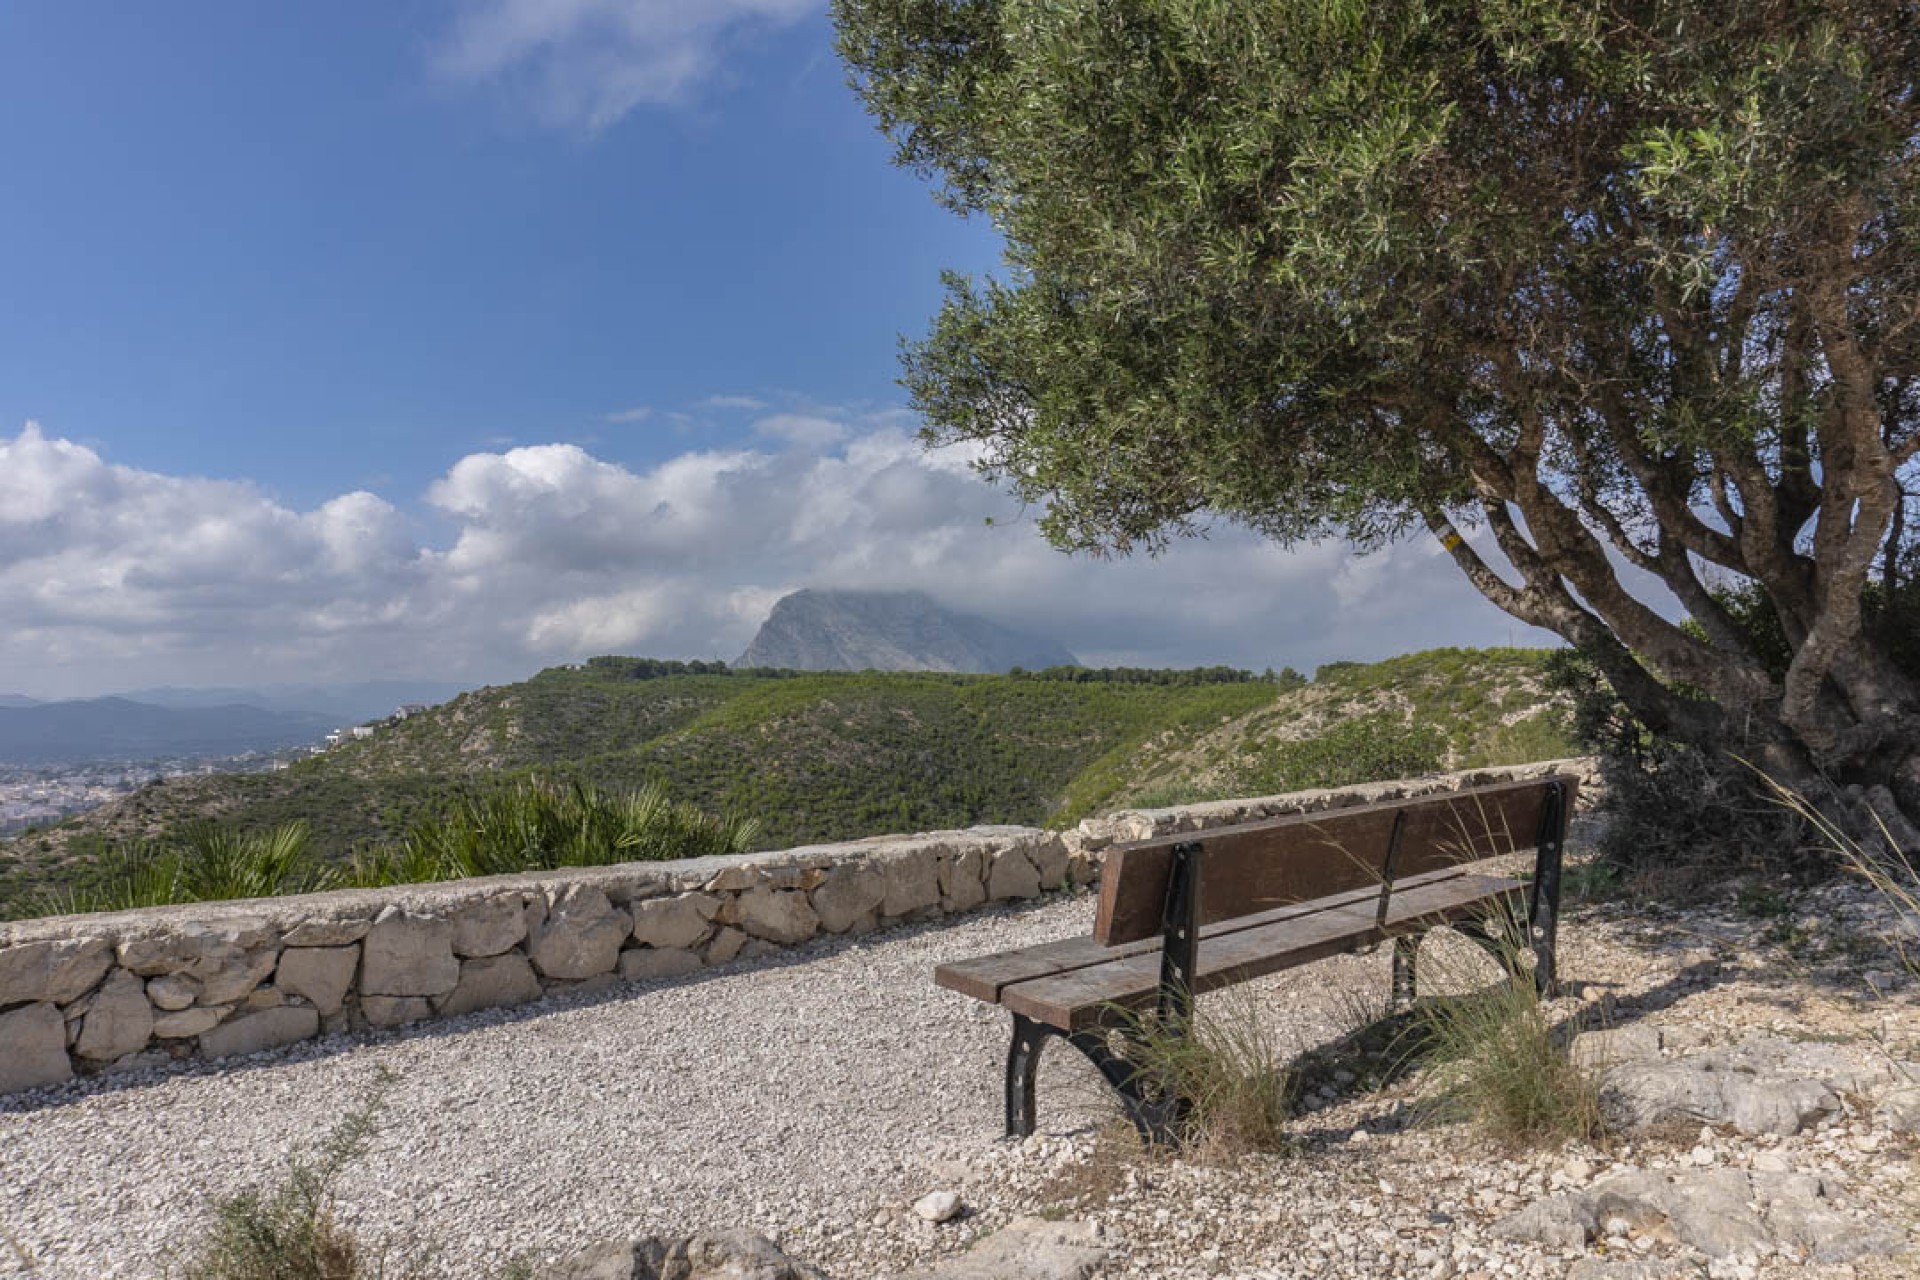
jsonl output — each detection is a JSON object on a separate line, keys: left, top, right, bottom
{"left": 0, "top": 648, "right": 1573, "bottom": 913}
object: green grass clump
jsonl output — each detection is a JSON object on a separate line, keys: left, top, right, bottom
{"left": 184, "top": 1071, "right": 417, "bottom": 1280}
{"left": 1408, "top": 929, "right": 1601, "bottom": 1146}
{"left": 1229, "top": 714, "right": 1447, "bottom": 797}
{"left": 29, "top": 821, "right": 328, "bottom": 917}
{"left": 1110, "top": 992, "right": 1297, "bottom": 1158}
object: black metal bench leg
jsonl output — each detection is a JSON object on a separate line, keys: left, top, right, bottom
{"left": 1391, "top": 935, "right": 1418, "bottom": 1006}
{"left": 1003, "top": 1014, "right": 1191, "bottom": 1146}
{"left": 1005, "top": 1013, "right": 1049, "bottom": 1138}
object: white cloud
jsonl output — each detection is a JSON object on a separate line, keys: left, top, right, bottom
{"left": 698, "top": 394, "right": 769, "bottom": 412}
{"left": 604, "top": 406, "right": 652, "bottom": 424}
{"left": 754, "top": 413, "right": 847, "bottom": 449}
{"left": 432, "top": 0, "right": 818, "bottom": 129}
{"left": 0, "top": 418, "right": 1545, "bottom": 697}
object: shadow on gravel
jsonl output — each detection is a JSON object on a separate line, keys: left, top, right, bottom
{"left": 0, "top": 894, "right": 1081, "bottom": 1118}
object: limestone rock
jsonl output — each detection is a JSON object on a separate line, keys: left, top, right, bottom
{"left": 1026, "top": 834, "right": 1070, "bottom": 890}
{"left": 275, "top": 946, "right": 359, "bottom": 1017}
{"left": 0, "top": 937, "right": 112, "bottom": 1005}
{"left": 245, "top": 988, "right": 284, "bottom": 1011}
{"left": 436, "top": 953, "right": 543, "bottom": 1017}
{"left": 1601, "top": 1043, "right": 1844, "bottom": 1136}
{"left": 811, "top": 865, "right": 886, "bottom": 933}
{"left": 618, "top": 948, "right": 704, "bottom": 982}
{"left": 200, "top": 1005, "right": 319, "bottom": 1059}
{"left": 194, "top": 946, "right": 281, "bottom": 1007}
{"left": 152, "top": 1007, "right": 225, "bottom": 1039}
{"left": 1879, "top": 1086, "right": 1920, "bottom": 1134}
{"left": 537, "top": 1229, "right": 824, "bottom": 1280}
{"left": 937, "top": 849, "right": 987, "bottom": 914}
{"left": 899, "top": 1216, "right": 1107, "bottom": 1280}
{"left": 361, "top": 995, "right": 432, "bottom": 1029}
{"left": 913, "top": 1190, "right": 963, "bottom": 1223}
{"left": 118, "top": 918, "right": 272, "bottom": 976}
{"left": 630, "top": 893, "right": 720, "bottom": 950}
{"left": 528, "top": 886, "right": 631, "bottom": 981}
{"left": 145, "top": 974, "right": 199, "bottom": 1012}
{"left": 878, "top": 848, "right": 941, "bottom": 918}
{"left": 361, "top": 907, "right": 460, "bottom": 997}
{"left": 281, "top": 917, "right": 371, "bottom": 947}
{"left": 1494, "top": 1168, "right": 1907, "bottom": 1264}
{"left": 731, "top": 886, "right": 820, "bottom": 946}
{"left": 704, "top": 927, "right": 748, "bottom": 966}
{"left": 986, "top": 847, "right": 1043, "bottom": 901}
{"left": 74, "top": 969, "right": 154, "bottom": 1062}
{"left": 451, "top": 894, "right": 528, "bottom": 958}
{"left": 0, "top": 1003, "right": 73, "bottom": 1093}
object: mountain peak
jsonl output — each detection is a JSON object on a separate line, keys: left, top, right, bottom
{"left": 736, "top": 589, "right": 1077, "bottom": 674}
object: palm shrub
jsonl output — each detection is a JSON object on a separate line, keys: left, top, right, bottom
{"left": 27, "top": 821, "right": 326, "bottom": 916}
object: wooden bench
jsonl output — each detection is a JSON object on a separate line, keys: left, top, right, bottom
{"left": 935, "top": 775, "right": 1578, "bottom": 1143}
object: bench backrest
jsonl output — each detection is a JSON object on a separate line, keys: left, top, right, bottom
{"left": 1094, "top": 776, "right": 1578, "bottom": 946}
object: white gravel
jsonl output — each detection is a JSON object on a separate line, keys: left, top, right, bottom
{"left": 0, "top": 893, "right": 1117, "bottom": 1279}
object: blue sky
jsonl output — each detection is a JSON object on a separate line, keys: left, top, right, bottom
{"left": 0, "top": 2, "right": 1538, "bottom": 698}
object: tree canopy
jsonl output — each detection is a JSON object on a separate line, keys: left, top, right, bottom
{"left": 835, "top": 0, "right": 1920, "bottom": 847}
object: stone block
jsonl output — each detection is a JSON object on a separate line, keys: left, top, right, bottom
{"left": 194, "top": 947, "right": 280, "bottom": 1006}
{"left": 813, "top": 865, "right": 886, "bottom": 933}
{"left": 74, "top": 969, "right": 154, "bottom": 1062}
{"left": 361, "top": 907, "right": 459, "bottom": 997}
{"left": 451, "top": 894, "right": 527, "bottom": 957}
{"left": 618, "top": 948, "right": 704, "bottom": 982}
{"left": 145, "top": 973, "right": 199, "bottom": 1011}
{"left": 200, "top": 1005, "right": 319, "bottom": 1059}
{"left": 878, "top": 848, "right": 941, "bottom": 918}
{"left": 987, "top": 847, "right": 1043, "bottom": 901}
{"left": 282, "top": 918, "right": 371, "bottom": 947}
{"left": 0, "top": 1003, "right": 72, "bottom": 1093}
{"left": 630, "top": 893, "right": 720, "bottom": 950}
{"left": 436, "top": 954, "right": 543, "bottom": 1017}
{"left": 275, "top": 945, "right": 358, "bottom": 1017}
{"left": 0, "top": 937, "right": 112, "bottom": 1005}
{"left": 153, "top": 1007, "right": 224, "bottom": 1039}
{"left": 1027, "top": 835, "right": 1070, "bottom": 889}
{"left": 119, "top": 918, "right": 271, "bottom": 976}
{"left": 938, "top": 849, "right": 987, "bottom": 914}
{"left": 528, "top": 886, "right": 630, "bottom": 981}
{"left": 731, "top": 886, "right": 819, "bottom": 945}
{"left": 361, "top": 995, "right": 432, "bottom": 1029}
{"left": 704, "top": 927, "right": 747, "bottom": 966}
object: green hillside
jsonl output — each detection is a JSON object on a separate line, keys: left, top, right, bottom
{"left": 0, "top": 649, "right": 1575, "bottom": 917}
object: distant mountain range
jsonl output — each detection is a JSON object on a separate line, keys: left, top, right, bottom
{"left": 0, "top": 698, "right": 340, "bottom": 766}
{"left": 737, "top": 589, "right": 1078, "bottom": 674}
{"left": 0, "top": 681, "right": 472, "bottom": 766}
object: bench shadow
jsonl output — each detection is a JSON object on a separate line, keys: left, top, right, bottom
{"left": 0, "top": 893, "right": 1088, "bottom": 1118}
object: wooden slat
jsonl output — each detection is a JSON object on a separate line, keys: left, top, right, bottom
{"left": 1005, "top": 873, "right": 1523, "bottom": 1031}
{"left": 1095, "top": 776, "right": 1575, "bottom": 946}
{"left": 934, "top": 865, "right": 1476, "bottom": 1004}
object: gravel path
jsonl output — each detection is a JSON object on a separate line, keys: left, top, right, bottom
{"left": 0, "top": 891, "right": 1137, "bottom": 1279}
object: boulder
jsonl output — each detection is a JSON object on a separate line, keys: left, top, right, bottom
{"left": 436, "top": 954, "right": 543, "bottom": 1017}
{"left": 811, "top": 865, "right": 886, "bottom": 934}
{"left": 74, "top": 969, "right": 154, "bottom": 1062}
{"left": 537, "top": 1230, "right": 825, "bottom": 1280}
{"left": 877, "top": 848, "right": 941, "bottom": 918}
{"left": 152, "top": 1008, "right": 225, "bottom": 1039}
{"left": 0, "top": 1003, "right": 72, "bottom": 1093}
{"left": 1027, "top": 834, "right": 1070, "bottom": 890}
{"left": 730, "top": 886, "right": 820, "bottom": 946}
{"left": 1601, "top": 1042, "right": 1848, "bottom": 1136}
{"left": 0, "top": 937, "right": 112, "bottom": 1005}
{"left": 451, "top": 894, "right": 528, "bottom": 958}
{"left": 200, "top": 1005, "right": 319, "bottom": 1059}
{"left": 938, "top": 848, "right": 988, "bottom": 914}
{"left": 275, "top": 946, "right": 359, "bottom": 1017}
{"left": 360, "top": 995, "right": 432, "bottom": 1029}
{"left": 986, "top": 847, "right": 1043, "bottom": 901}
{"left": 528, "top": 886, "right": 631, "bottom": 981}
{"left": 145, "top": 974, "right": 199, "bottom": 1012}
{"left": 361, "top": 907, "right": 460, "bottom": 998}
{"left": 630, "top": 893, "right": 720, "bottom": 950}
{"left": 703, "top": 927, "right": 748, "bottom": 966}
{"left": 618, "top": 948, "right": 704, "bottom": 982}
{"left": 899, "top": 1216, "right": 1107, "bottom": 1280}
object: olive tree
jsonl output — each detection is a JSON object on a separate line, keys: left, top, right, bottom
{"left": 834, "top": 0, "right": 1920, "bottom": 849}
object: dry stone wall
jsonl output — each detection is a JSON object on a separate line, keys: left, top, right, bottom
{"left": 0, "top": 760, "right": 1591, "bottom": 1098}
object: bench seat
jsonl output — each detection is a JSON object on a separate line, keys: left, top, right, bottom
{"left": 938, "top": 866, "right": 1522, "bottom": 1032}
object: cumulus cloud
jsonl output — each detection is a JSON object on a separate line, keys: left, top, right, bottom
{"left": 0, "top": 418, "right": 1546, "bottom": 697}
{"left": 432, "top": 0, "right": 818, "bottom": 129}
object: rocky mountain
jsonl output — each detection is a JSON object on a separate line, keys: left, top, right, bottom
{"left": 736, "top": 589, "right": 1078, "bottom": 674}
{"left": 0, "top": 697, "right": 340, "bottom": 765}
